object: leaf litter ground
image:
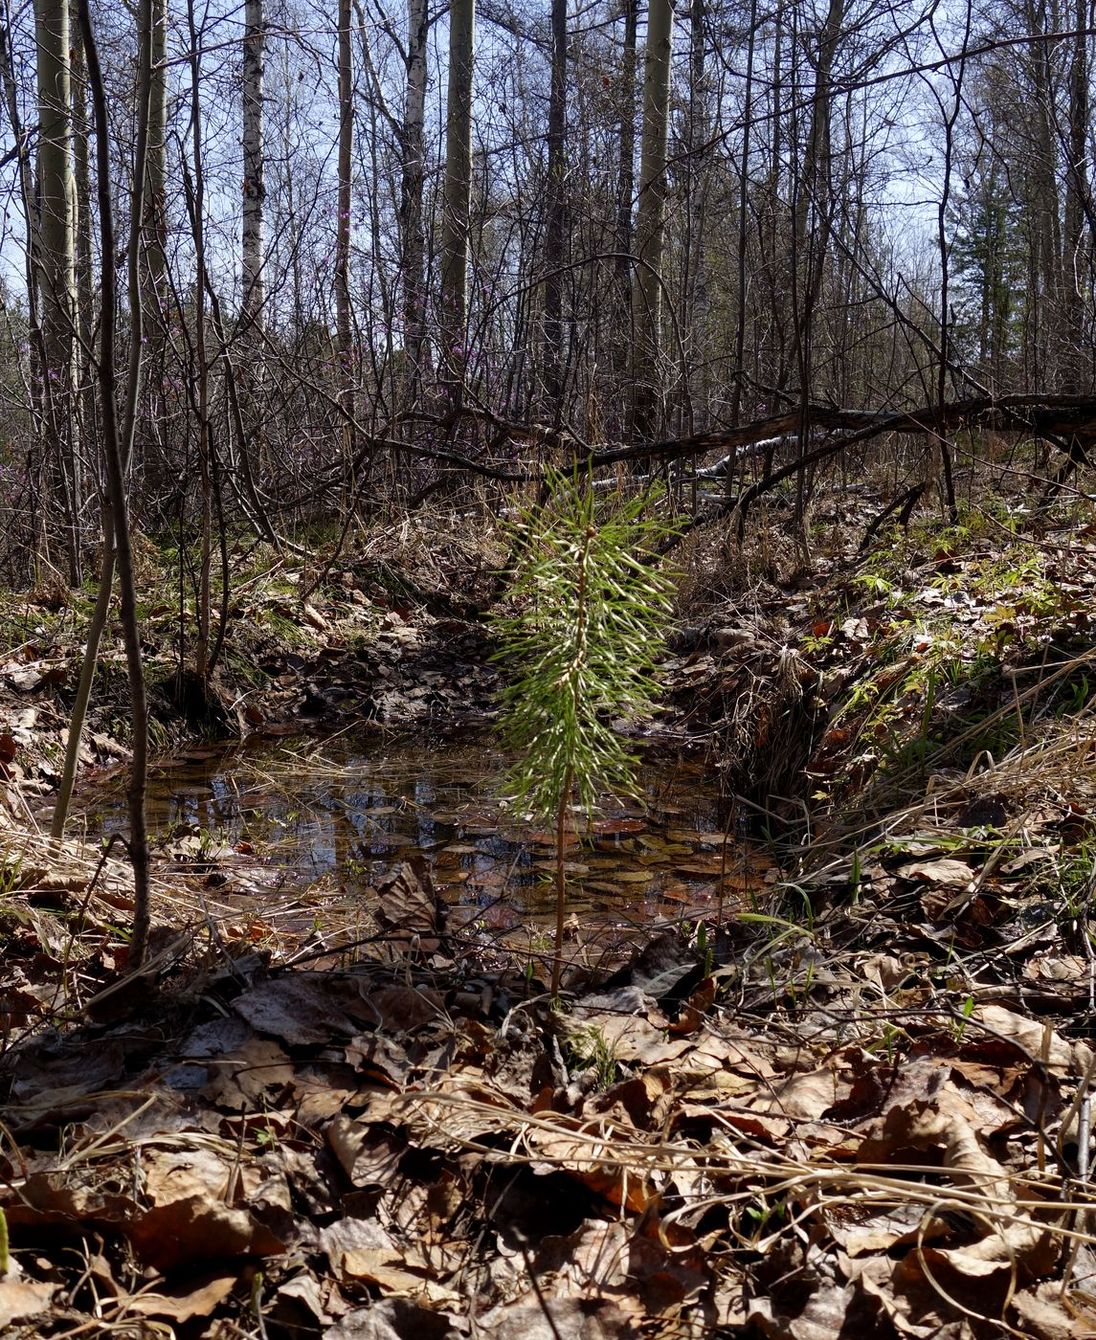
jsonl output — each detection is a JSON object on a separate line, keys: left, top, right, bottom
{"left": 5, "top": 498, "right": 1096, "bottom": 1335}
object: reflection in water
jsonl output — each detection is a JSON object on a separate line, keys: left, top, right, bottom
{"left": 83, "top": 735, "right": 765, "bottom": 929}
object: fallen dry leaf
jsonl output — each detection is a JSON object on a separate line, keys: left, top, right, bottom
{"left": 896, "top": 857, "right": 976, "bottom": 886}
{"left": 124, "top": 1271, "right": 238, "bottom": 1322}
{"left": 0, "top": 1278, "right": 55, "bottom": 1328}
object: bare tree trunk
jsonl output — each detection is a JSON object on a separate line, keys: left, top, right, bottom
{"left": 134, "top": 0, "right": 167, "bottom": 503}
{"left": 789, "top": 0, "right": 843, "bottom": 540}
{"left": 730, "top": 0, "right": 757, "bottom": 432}
{"left": 143, "top": 0, "right": 168, "bottom": 336}
{"left": 237, "top": 0, "right": 265, "bottom": 556}
{"left": 629, "top": 0, "right": 674, "bottom": 441}
{"left": 69, "top": 6, "right": 94, "bottom": 511}
{"left": 934, "top": 17, "right": 968, "bottom": 524}
{"left": 74, "top": 0, "right": 153, "bottom": 968}
{"left": 613, "top": 0, "right": 637, "bottom": 397}
{"left": 441, "top": 0, "right": 475, "bottom": 405}
{"left": 1025, "top": 0, "right": 1063, "bottom": 390}
{"left": 2, "top": 0, "right": 46, "bottom": 564}
{"left": 336, "top": 0, "right": 356, "bottom": 445}
{"left": 242, "top": 0, "right": 265, "bottom": 330}
{"left": 401, "top": 0, "right": 430, "bottom": 402}
{"left": 762, "top": 0, "right": 786, "bottom": 416}
{"left": 190, "top": 0, "right": 213, "bottom": 685}
{"left": 542, "top": 0, "right": 567, "bottom": 411}
{"left": 679, "top": 0, "right": 706, "bottom": 435}
{"left": 35, "top": 0, "right": 78, "bottom": 579}
{"left": 1063, "top": 0, "right": 1091, "bottom": 391}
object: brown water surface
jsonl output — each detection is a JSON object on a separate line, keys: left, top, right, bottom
{"left": 79, "top": 734, "right": 765, "bottom": 935}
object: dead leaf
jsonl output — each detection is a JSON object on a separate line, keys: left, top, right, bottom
{"left": 0, "top": 1278, "right": 55, "bottom": 1327}
{"left": 327, "top": 1118, "right": 405, "bottom": 1187}
{"left": 896, "top": 857, "right": 976, "bottom": 887}
{"left": 130, "top": 1196, "right": 286, "bottom": 1271}
{"left": 232, "top": 974, "right": 376, "bottom": 1046}
{"left": 747, "top": 1281, "right": 863, "bottom": 1339}
{"left": 374, "top": 862, "right": 445, "bottom": 955}
{"left": 364, "top": 983, "right": 444, "bottom": 1032}
{"left": 301, "top": 602, "right": 330, "bottom": 632}
{"left": 324, "top": 1299, "right": 463, "bottom": 1338}
{"left": 125, "top": 1271, "right": 237, "bottom": 1322}
{"left": 201, "top": 1037, "right": 296, "bottom": 1107}
{"left": 975, "top": 1004, "right": 1091, "bottom": 1074}
{"left": 1013, "top": 1282, "right": 1096, "bottom": 1339}
{"left": 756, "top": 1066, "right": 849, "bottom": 1121}
{"left": 474, "top": 1295, "right": 641, "bottom": 1339}
{"left": 566, "top": 1011, "right": 691, "bottom": 1067}
{"left": 525, "top": 1125, "right": 659, "bottom": 1212}
{"left": 321, "top": 1217, "right": 433, "bottom": 1294}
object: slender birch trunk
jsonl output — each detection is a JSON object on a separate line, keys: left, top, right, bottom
{"left": 679, "top": 0, "right": 706, "bottom": 434}
{"left": 191, "top": 0, "right": 213, "bottom": 685}
{"left": 401, "top": 0, "right": 429, "bottom": 403}
{"left": 242, "top": 0, "right": 265, "bottom": 331}
{"left": 35, "top": 0, "right": 78, "bottom": 577}
{"left": 629, "top": 0, "right": 673, "bottom": 441}
{"left": 143, "top": 0, "right": 168, "bottom": 334}
{"left": 730, "top": 0, "right": 756, "bottom": 432}
{"left": 542, "top": 0, "right": 567, "bottom": 410}
{"left": 615, "top": 0, "right": 637, "bottom": 292}
{"left": 441, "top": 0, "right": 475, "bottom": 405}
{"left": 612, "top": 0, "right": 637, "bottom": 401}
{"left": 70, "top": 8, "right": 94, "bottom": 498}
{"left": 74, "top": 0, "right": 153, "bottom": 967}
{"left": 1064, "top": 0, "right": 1091, "bottom": 391}
{"left": 336, "top": 0, "right": 355, "bottom": 446}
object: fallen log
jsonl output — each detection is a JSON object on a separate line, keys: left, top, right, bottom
{"left": 268, "top": 393, "right": 1096, "bottom": 511}
{"left": 586, "top": 393, "right": 1096, "bottom": 472}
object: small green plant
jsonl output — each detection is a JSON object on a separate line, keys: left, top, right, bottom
{"left": 852, "top": 571, "right": 897, "bottom": 600}
{"left": 491, "top": 468, "right": 677, "bottom": 994}
{"left": 952, "top": 993, "right": 976, "bottom": 1042}
{"left": 739, "top": 1195, "right": 787, "bottom": 1246}
{"left": 0, "top": 856, "right": 23, "bottom": 899}
{"left": 866, "top": 1021, "right": 908, "bottom": 1063}
{"left": 849, "top": 848, "right": 862, "bottom": 904}
{"left": 565, "top": 1023, "right": 622, "bottom": 1089}
{"left": 695, "top": 920, "right": 714, "bottom": 977}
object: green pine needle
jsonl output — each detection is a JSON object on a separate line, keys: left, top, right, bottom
{"left": 490, "top": 468, "right": 679, "bottom": 991}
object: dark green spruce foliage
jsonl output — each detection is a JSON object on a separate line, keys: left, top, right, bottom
{"left": 491, "top": 469, "right": 677, "bottom": 993}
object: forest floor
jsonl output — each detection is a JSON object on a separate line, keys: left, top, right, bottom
{"left": 2, "top": 483, "right": 1096, "bottom": 1337}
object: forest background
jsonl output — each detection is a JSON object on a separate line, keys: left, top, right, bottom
{"left": 3, "top": 0, "right": 1093, "bottom": 578}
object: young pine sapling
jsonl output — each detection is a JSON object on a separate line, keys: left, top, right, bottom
{"left": 491, "top": 469, "right": 677, "bottom": 995}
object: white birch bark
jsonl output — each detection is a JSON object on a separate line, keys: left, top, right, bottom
{"left": 143, "top": 0, "right": 168, "bottom": 334}
{"left": 241, "top": 0, "right": 265, "bottom": 329}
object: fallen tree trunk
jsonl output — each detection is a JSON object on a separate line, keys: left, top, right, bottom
{"left": 250, "top": 390, "right": 1096, "bottom": 511}
{"left": 587, "top": 392, "right": 1096, "bottom": 472}
{"left": 413, "top": 391, "right": 1096, "bottom": 477}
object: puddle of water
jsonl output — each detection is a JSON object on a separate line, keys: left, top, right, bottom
{"left": 78, "top": 733, "right": 767, "bottom": 933}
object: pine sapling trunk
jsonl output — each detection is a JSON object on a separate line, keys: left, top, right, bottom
{"left": 552, "top": 763, "right": 574, "bottom": 996}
